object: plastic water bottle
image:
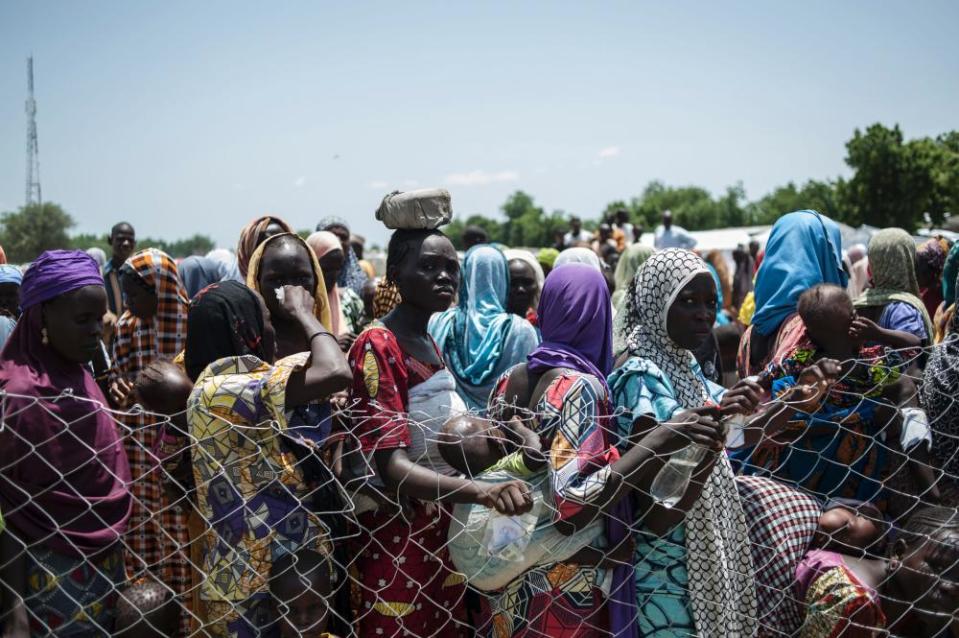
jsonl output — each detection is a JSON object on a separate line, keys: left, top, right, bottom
{"left": 648, "top": 443, "right": 708, "bottom": 508}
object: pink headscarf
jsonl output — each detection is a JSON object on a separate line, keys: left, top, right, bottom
{"left": 307, "top": 231, "right": 348, "bottom": 335}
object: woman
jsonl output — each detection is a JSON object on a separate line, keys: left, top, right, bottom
{"left": 306, "top": 231, "right": 366, "bottom": 351}
{"left": 917, "top": 236, "right": 951, "bottom": 320}
{"left": 934, "top": 243, "right": 959, "bottom": 342}
{"left": 347, "top": 228, "right": 532, "bottom": 637}
{"left": 483, "top": 262, "right": 730, "bottom": 638}
{"left": 738, "top": 210, "right": 847, "bottom": 377}
{"left": 609, "top": 249, "right": 760, "bottom": 636}
{"left": 0, "top": 250, "right": 132, "bottom": 636}
{"left": 536, "top": 247, "right": 559, "bottom": 277}
{"left": 553, "top": 246, "right": 603, "bottom": 272}
{"left": 177, "top": 255, "right": 230, "bottom": 299}
{"left": 316, "top": 216, "right": 369, "bottom": 294}
{"left": 111, "top": 248, "right": 191, "bottom": 622}
{"left": 185, "top": 280, "right": 352, "bottom": 637}
{"left": 236, "top": 215, "right": 294, "bottom": 279}
{"left": 245, "top": 233, "right": 333, "bottom": 358}
{"left": 795, "top": 505, "right": 959, "bottom": 637}
{"left": 502, "top": 248, "right": 544, "bottom": 325}
{"left": 0, "top": 264, "right": 23, "bottom": 319}
{"left": 429, "top": 245, "right": 540, "bottom": 411}
{"left": 611, "top": 243, "right": 653, "bottom": 311}
{"left": 853, "top": 228, "right": 932, "bottom": 343}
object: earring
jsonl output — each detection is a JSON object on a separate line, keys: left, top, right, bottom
{"left": 41, "top": 327, "right": 49, "bottom": 345}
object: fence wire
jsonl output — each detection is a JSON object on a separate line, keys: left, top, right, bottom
{"left": 0, "top": 341, "right": 957, "bottom": 637}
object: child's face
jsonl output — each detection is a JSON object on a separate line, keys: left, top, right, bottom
{"left": 277, "top": 585, "right": 330, "bottom": 638}
{"left": 818, "top": 507, "right": 882, "bottom": 550}
{"left": 806, "top": 303, "right": 855, "bottom": 354}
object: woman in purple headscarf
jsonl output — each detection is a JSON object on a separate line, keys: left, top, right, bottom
{"left": 0, "top": 250, "right": 132, "bottom": 636}
{"left": 485, "top": 263, "right": 696, "bottom": 638}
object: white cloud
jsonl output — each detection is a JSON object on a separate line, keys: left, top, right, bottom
{"left": 597, "top": 146, "right": 621, "bottom": 159}
{"left": 445, "top": 170, "right": 519, "bottom": 186}
{"left": 294, "top": 176, "right": 307, "bottom": 188}
{"left": 367, "top": 180, "right": 389, "bottom": 190}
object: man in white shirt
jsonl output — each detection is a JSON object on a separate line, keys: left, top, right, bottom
{"left": 654, "top": 210, "right": 697, "bottom": 250}
{"left": 562, "top": 216, "right": 589, "bottom": 247}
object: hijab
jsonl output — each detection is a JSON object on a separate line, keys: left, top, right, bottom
{"left": 184, "top": 281, "right": 269, "bottom": 381}
{"left": 553, "top": 246, "right": 603, "bottom": 272}
{"left": 611, "top": 244, "right": 653, "bottom": 309}
{"left": 236, "top": 215, "right": 294, "bottom": 279}
{"left": 178, "top": 255, "right": 230, "bottom": 299}
{"left": 527, "top": 263, "right": 612, "bottom": 388}
{"left": 306, "top": 231, "right": 348, "bottom": 335}
{"left": 316, "top": 216, "right": 369, "bottom": 294}
{"left": 430, "top": 246, "right": 536, "bottom": 402}
{"left": 503, "top": 248, "right": 545, "bottom": 310}
{"left": 847, "top": 257, "right": 871, "bottom": 300}
{"left": 246, "top": 232, "right": 332, "bottom": 332}
{"left": 854, "top": 228, "right": 933, "bottom": 338}
{"left": 537, "top": 247, "right": 559, "bottom": 270}
{"left": 86, "top": 247, "right": 107, "bottom": 269}
{"left": 942, "top": 242, "right": 959, "bottom": 308}
{"left": 0, "top": 250, "right": 131, "bottom": 557}
{"left": 0, "top": 265, "right": 23, "bottom": 286}
{"left": 621, "top": 248, "right": 757, "bottom": 636}
{"left": 205, "top": 248, "right": 243, "bottom": 283}
{"left": 113, "top": 248, "right": 189, "bottom": 377}
{"left": 752, "top": 210, "right": 847, "bottom": 336}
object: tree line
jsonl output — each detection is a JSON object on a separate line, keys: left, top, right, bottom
{"left": 1, "top": 123, "right": 956, "bottom": 263}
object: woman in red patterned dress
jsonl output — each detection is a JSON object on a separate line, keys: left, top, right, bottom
{"left": 347, "top": 228, "right": 533, "bottom": 637}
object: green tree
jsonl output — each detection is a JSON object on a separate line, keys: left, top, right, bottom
{"left": 0, "top": 202, "right": 75, "bottom": 263}
{"left": 752, "top": 179, "right": 843, "bottom": 225}
{"left": 162, "top": 234, "right": 215, "bottom": 257}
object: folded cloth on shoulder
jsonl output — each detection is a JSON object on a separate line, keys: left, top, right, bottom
{"left": 376, "top": 188, "right": 453, "bottom": 229}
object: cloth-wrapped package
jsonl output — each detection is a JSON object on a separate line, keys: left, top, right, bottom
{"left": 375, "top": 188, "right": 453, "bottom": 230}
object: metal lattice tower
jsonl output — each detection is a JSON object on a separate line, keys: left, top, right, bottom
{"left": 25, "top": 56, "right": 42, "bottom": 208}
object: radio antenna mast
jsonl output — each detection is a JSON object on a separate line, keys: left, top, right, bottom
{"left": 25, "top": 56, "right": 42, "bottom": 208}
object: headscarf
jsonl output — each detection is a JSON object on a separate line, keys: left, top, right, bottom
{"left": 0, "top": 250, "right": 131, "bottom": 557}
{"left": 113, "top": 249, "right": 189, "bottom": 378}
{"left": 246, "top": 232, "right": 332, "bottom": 331}
{"left": 0, "top": 316, "right": 15, "bottom": 349}
{"left": 527, "top": 263, "right": 612, "bottom": 388}
{"left": 922, "top": 321, "right": 959, "bottom": 484}
{"left": 373, "top": 278, "right": 401, "bottom": 319}
{"left": 503, "top": 248, "right": 545, "bottom": 310}
{"left": 236, "top": 215, "right": 294, "bottom": 279}
{"left": 86, "top": 247, "right": 107, "bottom": 269}
{"left": 178, "top": 256, "right": 230, "bottom": 299}
{"left": 942, "top": 242, "right": 959, "bottom": 307}
{"left": 205, "top": 248, "right": 243, "bottom": 283}
{"left": 0, "top": 265, "right": 23, "bottom": 286}
{"left": 537, "top": 247, "right": 559, "bottom": 270}
{"left": 854, "top": 228, "right": 933, "bottom": 338}
{"left": 316, "top": 216, "right": 369, "bottom": 294}
{"left": 306, "top": 231, "right": 348, "bottom": 335}
{"left": 918, "top": 237, "right": 950, "bottom": 318}
{"left": 621, "top": 248, "right": 757, "bottom": 636}
{"left": 184, "top": 281, "right": 268, "bottom": 381}
{"left": 752, "top": 210, "right": 847, "bottom": 336}
{"left": 611, "top": 244, "right": 653, "bottom": 309}
{"left": 430, "top": 246, "right": 537, "bottom": 408}
{"left": 553, "top": 246, "right": 603, "bottom": 272}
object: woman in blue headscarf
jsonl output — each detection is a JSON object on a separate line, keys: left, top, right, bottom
{"left": 429, "top": 245, "right": 539, "bottom": 410}
{"left": 738, "top": 210, "right": 847, "bottom": 377}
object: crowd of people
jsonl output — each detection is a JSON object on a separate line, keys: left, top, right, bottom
{"left": 0, "top": 191, "right": 956, "bottom": 638}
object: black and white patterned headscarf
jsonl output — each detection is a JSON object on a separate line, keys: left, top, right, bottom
{"left": 624, "top": 249, "right": 758, "bottom": 637}
{"left": 920, "top": 327, "right": 959, "bottom": 492}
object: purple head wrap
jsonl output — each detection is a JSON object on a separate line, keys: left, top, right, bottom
{"left": 20, "top": 249, "right": 104, "bottom": 310}
{"left": 528, "top": 263, "right": 613, "bottom": 388}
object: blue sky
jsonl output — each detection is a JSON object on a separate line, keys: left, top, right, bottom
{"left": 1, "top": 1, "right": 957, "bottom": 247}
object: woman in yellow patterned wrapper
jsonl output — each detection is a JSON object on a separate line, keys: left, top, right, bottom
{"left": 183, "top": 279, "right": 351, "bottom": 637}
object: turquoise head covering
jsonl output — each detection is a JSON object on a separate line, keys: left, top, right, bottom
{"left": 705, "top": 262, "right": 730, "bottom": 326}
{"left": 429, "top": 245, "right": 539, "bottom": 410}
{"left": 752, "top": 210, "right": 847, "bottom": 336}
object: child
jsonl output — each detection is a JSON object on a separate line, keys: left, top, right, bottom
{"left": 735, "top": 284, "right": 921, "bottom": 511}
{"left": 113, "top": 578, "right": 180, "bottom": 638}
{"left": 814, "top": 499, "right": 887, "bottom": 554}
{"left": 439, "top": 415, "right": 630, "bottom": 592}
{"left": 270, "top": 549, "right": 341, "bottom": 638}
